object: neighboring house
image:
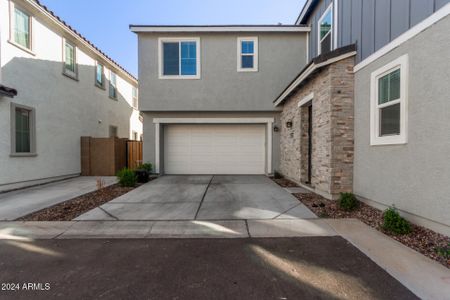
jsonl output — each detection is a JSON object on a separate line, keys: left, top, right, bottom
{"left": 0, "top": 0, "right": 142, "bottom": 192}
{"left": 133, "top": 1, "right": 450, "bottom": 235}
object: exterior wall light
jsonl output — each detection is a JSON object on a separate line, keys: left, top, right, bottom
{"left": 286, "top": 121, "right": 293, "bottom": 128}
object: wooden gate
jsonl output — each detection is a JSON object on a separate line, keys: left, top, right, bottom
{"left": 127, "top": 140, "right": 143, "bottom": 169}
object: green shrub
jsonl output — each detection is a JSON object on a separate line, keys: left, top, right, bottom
{"left": 138, "top": 162, "right": 153, "bottom": 173}
{"left": 116, "top": 168, "right": 137, "bottom": 187}
{"left": 383, "top": 207, "right": 412, "bottom": 235}
{"left": 436, "top": 243, "right": 450, "bottom": 259}
{"left": 338, "top": 192, "right": 358, "bottom": 211}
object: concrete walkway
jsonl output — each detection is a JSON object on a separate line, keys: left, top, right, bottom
{"left": 76, "top": 175, "right": 316, "bottom": 221}
{"left": 0, "top": 219, "right": 447, "bottom": 299}
{"left": 0, "top": 177, "right": 117, "bottom": 220}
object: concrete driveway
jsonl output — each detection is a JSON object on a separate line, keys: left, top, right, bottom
{"left": 77, "top": 175, "right": 316, "bottom": 221}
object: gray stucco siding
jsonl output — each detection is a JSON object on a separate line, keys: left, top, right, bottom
{"left": 353, "top": 15, "right": 450, "bottom": 235}
{"left": 138, "top": 32, "right": 307, "bottom": 112}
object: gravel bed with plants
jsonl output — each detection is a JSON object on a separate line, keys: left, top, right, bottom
{"left": 272, "top": 176, "right": 450, "bottom": 268}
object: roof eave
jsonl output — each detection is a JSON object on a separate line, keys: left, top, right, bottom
{"left": 130, "top": 25, "right": 310, "bottom": 33}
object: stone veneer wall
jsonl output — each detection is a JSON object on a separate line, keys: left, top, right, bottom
{"left": 279, "top": 56, "right": 354, "bottom": 199}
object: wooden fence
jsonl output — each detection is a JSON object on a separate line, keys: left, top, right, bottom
{"left": 127, "top": 140, "right": 143, "bottom": 169}
{"left": 81, "top": 137, "right": 143, "bottom": 176}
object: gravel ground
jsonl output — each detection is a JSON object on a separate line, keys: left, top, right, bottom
{"left": 272, "top": 177, "right": 449, "bottom": 269}
{"left": 17, "top": 184, "right": 140, "bottom": 221}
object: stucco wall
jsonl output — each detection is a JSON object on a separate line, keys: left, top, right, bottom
{"left": 353, "top": 15, "right": 450, "bottom": 235}
{"left": 138, "top": 32, "right": 307, "bottom": 111}
{"left": 0, "top": 0, "right": 142, "bottom": 190}
{"left": 142, "top": 112, "right": 281, "bottom": 174}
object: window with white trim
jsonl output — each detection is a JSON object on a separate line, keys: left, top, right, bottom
{"left": 63, "top": 40, "right": 77, "bottom": 79}
{"left": 109, "top": 71, "right": 117, "bottom": 99}
{"left": 318, "top": 4, "right": 333, "bottom": 55}
{"left": 237, "top": 37, "right": 258, "bottom": 72}
{"left": 370, "top": 55, "right": 408, "bottom": 145}
{"left": 11, "top": 103, "right": 36, "bottom": 156}
{"left": 11, "top": 5, "right": 32, "bottom": 50}
{"left": 95, "top": 62, "right": 105, "bottom": 88}
{"left": 132, "top": 86, "right": 138, "bottom": 109}
{"left": 159, "top": 38, "right": 200, "bottom": 79}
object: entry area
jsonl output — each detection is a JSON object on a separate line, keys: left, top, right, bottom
{"left": 164, "top": 124, "right": 266, "bottom": 175}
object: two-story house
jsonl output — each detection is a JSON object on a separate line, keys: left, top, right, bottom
{"left": 0, "top": 0, "right": 143, "bottom": 192}
{"left": 132, "top": 1, "right": 450, "bottom": 235}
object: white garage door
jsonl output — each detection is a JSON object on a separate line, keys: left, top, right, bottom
{"left": 164, "top": 124, "right": 266, "bottom": 174}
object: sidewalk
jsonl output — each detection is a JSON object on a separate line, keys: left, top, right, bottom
{"left": 0, "top": 177, "right": 116, "bottom": 220}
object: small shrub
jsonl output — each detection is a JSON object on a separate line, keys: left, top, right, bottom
{"left": 138, "top": 162, "right": 153, "bottom": 173}
{"left": 338, "top": 192, "right": 358, "bottom": 211}
{"left": 383, "top": 207, "right": 412, "bottom": 235}
{"left": 273, "top": 171, "right": 283, "bottom": 179}
{"left": 116, "top": 168, "right": 137, "bottom": 187}
{"left": 436, "top": 243, "right": 450, "bottom": 259}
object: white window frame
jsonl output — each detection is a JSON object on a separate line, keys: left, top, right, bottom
{"left": 95, "top": 61, "right": 105, "bottom": 89}
{"left": 370, "top": 54, "right": 408, "bottom": 146}
{"left": 237, "top": 37, "right": 258, "bottom": 72}
{"left": 8, "top": 2, "right": 34, "bottom": 54}
{"left": 62, "top": 38, "right": 78, "bottom": 80}
{"left": 317, "top": 3, "right": 334, "bottom": 55}
{"left": 132, "top": 86, "right": 138, "bottom": 109}
{"left": 158, "top": 37, "right": 201, "bottom": 79}
{"left": 10, "top": 103, "right": 37, "bottom": 157}
{"left": 109, "top": 71, "right": 117, "bottom": 100}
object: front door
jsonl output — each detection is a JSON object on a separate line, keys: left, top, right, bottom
{"left": 307, "top": 104, "right": 313, "bottom": 184}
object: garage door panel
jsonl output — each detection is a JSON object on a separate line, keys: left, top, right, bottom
{"left": 164, "top": 124, "right": 266, "bottom": 175}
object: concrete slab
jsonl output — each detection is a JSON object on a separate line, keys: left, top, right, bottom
{"left": 0, "top": 176, "right": 117, "bottom": 220}
{"left": 212, "top": 175, "right": 275, "bottom": 184}
{"left": 148, "top": 220, "right": 248, "bottom": 238}
{"left": 325, "top": 219, "right": 450, "bottom": 300}
{"left": 59, "top": 221, "right": 153, "bottom": 238}
{"left": 153, "top": 175, "right": 212, "bottom": 185}
{"left": 284, "top": 187, "right": 311, "bottom": 194}
{"left": 196, "top": 182, "right": 314, "bottom": 220}
{"left": 98, "top": 202, "right": 199, "bottom": 220}
{"left": 0, "top": 221, "right": 75, "bottom": 239}
{"left": 248, "top": 219, "right": 337, "bottom": 237}
{"left": 110, "top": 182, "right": 206, "bottom": 203}
{"left": 74, "top": 208, "right": 116, "bottom": 221}
{"left": 275, "top": 204, "right": 317, "bottom": 219}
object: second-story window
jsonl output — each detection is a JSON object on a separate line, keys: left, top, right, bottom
{"left": 63, "top": 40, "right": 77, "bottom": 79}
{"left": 109, "top": 71, "right": 117, "bottom": 99}
{"left": 132, "top": 86, "right": 138, "bottom": 109}
{"left": 95, "top": 63, "right": 105, "bottom": 88}
{"left": 159, "top": 38, "right": 200, "bottom": 79}
{"left": 12, "top": 6, "right": 31, "bottom": 50}
{"left": 237, "top": 37, "right": 258, "bottom": 72}
{"left": 318, "top": 4, "right": 333, "bottom": 55}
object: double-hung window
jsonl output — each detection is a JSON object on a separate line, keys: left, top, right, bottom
{"left": 63, "top": 40, "right": 77, "bottom": 79}
{"left": 237, "top": 37, "right": 258, "bottom": 72}
{"left": 12, "top": 6, "right": 32, "bottom": 50}
{"left": 318, "top": 5, "right": 333, "bottom": 55}
{"left": 132, "top": 87, "right": 138, "bottom": 109}
{"left": 370, "top": 55, "right": 408, "bottom": 145}
{"left": 159, "top": 38, "right": 200, "bottom": 79}
{"left": 11, "top": 103, "right": 36, "bottom": 156}
{"left": 95, "top": 63, "right": 105, "bottom": 88}
{"left": 109, "top": 71, "right": 117, "bottom": 99}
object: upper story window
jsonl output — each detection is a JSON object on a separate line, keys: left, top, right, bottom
{"left": 370, "top": 55, "right": 408, "bottom": 145}
{"left": 95, "top": 63, "right": 105, "bottom": 88}
{"left": 158, "top": 38, "right": 200, "bottom": 79}
{"left": 109, "top": 71, "right": 117, "bottom": 99}
{"left": 318, "top": 4, "right": 333, "bottom": 55}
{"left": 63, "top": 40, "right": 78, "bottom": 79}
{"left": 10, "top": 5, "right": 32, "bottom": 51}
{"left": 237, "top": 37, "right": 258, "bottom": 72}
{"left": 132, "top": 86, "right": 138, "bottom": 109}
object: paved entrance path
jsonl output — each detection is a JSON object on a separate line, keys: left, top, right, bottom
{"left": 0, "top": 177, "right": 116, "bottom": 220}
{"left": 0, "top": 237, "right": 417, "bottom": 300}
{"left": 76, "top": 175, "right": 316, "bottom": 221}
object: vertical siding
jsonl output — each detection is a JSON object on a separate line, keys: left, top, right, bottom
{"left": 307, "top": 0, "right": 449, "bottom": 62}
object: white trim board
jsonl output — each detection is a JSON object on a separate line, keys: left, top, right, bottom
{"left": 298, "top": 93, "right": 314, "bottom": 107}
{"left": 354, "top": 3, "right": 450, "bottom": 72}
{"left": 152, "top": 118, "right": 274, "bottom": 174}
{"left": 130, "top": 26, "right": 310, "bottom": 33}
{"left": 274, "top": 51, "right": 357, "bottom": 107}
